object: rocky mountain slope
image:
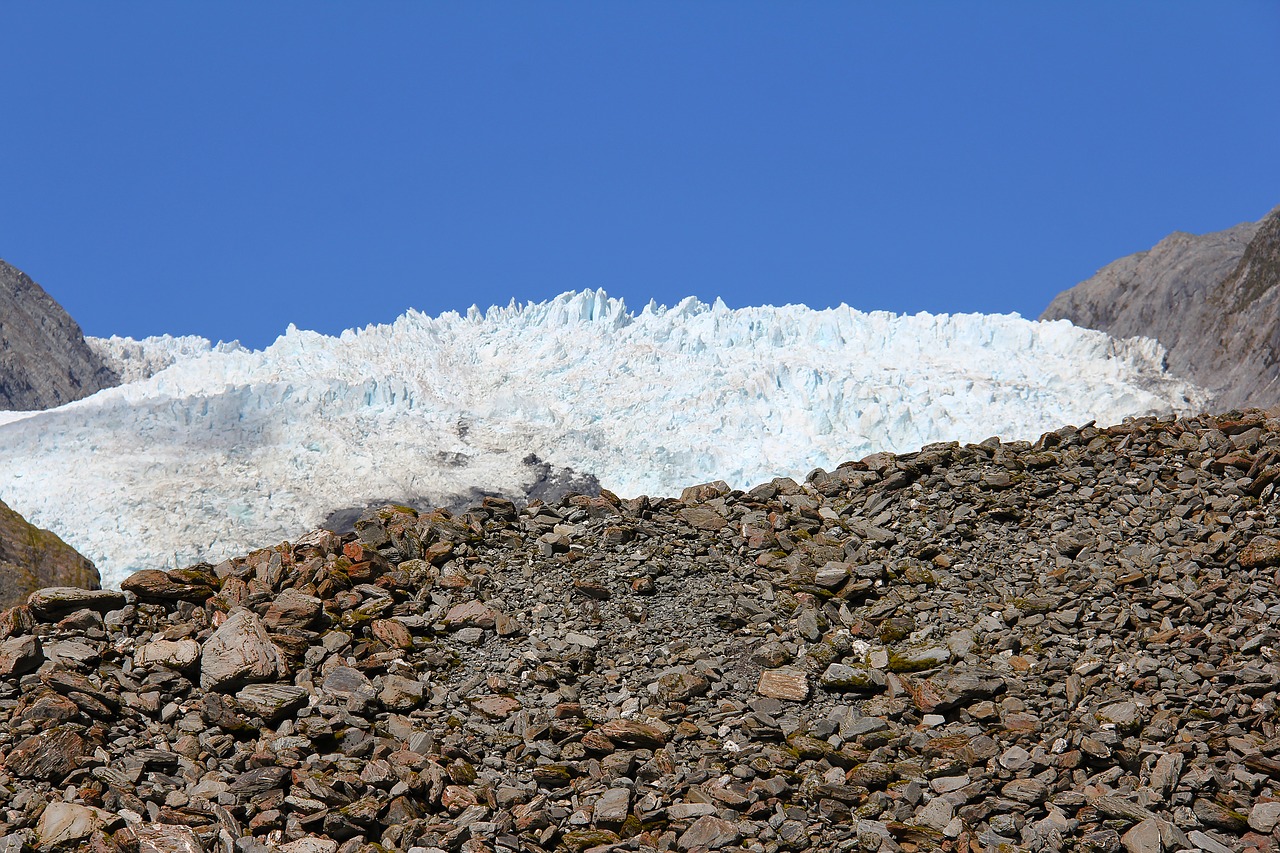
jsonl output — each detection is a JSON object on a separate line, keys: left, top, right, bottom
{"left": 0, "top": 260, "right": 118, "bottom": 411}
{"left": 1, "top": 407, "right": 1278, "bottom": 852}
{"left": 0, "top": 498, "right": 100, "bottom": 610}
{"left": 1042, "top": 207, "right": 1280, "bottom": 410}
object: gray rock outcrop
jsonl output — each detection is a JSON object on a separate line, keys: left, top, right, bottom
{"left": 0, "top": 259, "right": 118, "bottom": 411}
{"left": 1042, "top": 206, "right": 1280, "bottom": 409}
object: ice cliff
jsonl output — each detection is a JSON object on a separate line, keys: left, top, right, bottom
{"left": 0, "top": 289, "right": 1205, "bottom": 586}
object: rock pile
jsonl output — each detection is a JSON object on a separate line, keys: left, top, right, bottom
{"left": 2, "top": 408, "right": 1280, "bottom": 853}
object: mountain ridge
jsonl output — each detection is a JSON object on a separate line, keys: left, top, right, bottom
{"left": 0, "top": 259, "right": 119, "bottom": 411}
{"left": 1042, "top": 206, "right": 1280, "bottom": 409}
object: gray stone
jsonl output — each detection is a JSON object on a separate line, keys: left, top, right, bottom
{"left": 1249, "top": 800, "right": 1280, "bottom": 833}
{"left": 0, "top": 259, "right": 118, "bottom": 412}
{"left": 1185, "top": 830, "right": 1234, "bottom": 853}
{"left": 594, "top": 787, "right": 630, "bottom": 825}
{"left": 819, "top": 663, "right": 886, "bottom": 692}
{"left": 235, "top": 684, "right": 309, "bottom": 720}
{"left": 1120, "top": 818, "right": 1162, "bottom": 853}
{"left": 914, "top": 797, "right": 954, "bottom": 830}
{"left": 677, "top": 815, "right": 741, "bottom": 851}
{"left": 200, "top": 608, "right": 284, "bottom": 691}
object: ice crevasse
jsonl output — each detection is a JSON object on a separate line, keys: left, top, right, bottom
{"left": 0, "top": 289, "right": 1205, "bottom": 587}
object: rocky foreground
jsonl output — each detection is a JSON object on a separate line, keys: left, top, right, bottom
{"left": 2, "top": 410, "right": 1280, "bottom": 853}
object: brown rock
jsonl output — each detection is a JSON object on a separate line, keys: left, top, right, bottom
{"left": 599, "top": 718, "right": 671, "bottom": 749}
{"left": 1240, "top": 536, "right": 1280, "bottom": 569}
{"left": 757, "top": 668, "right": 810, "bottom": 701}
{"left": 121, "top": 569, "right": 214, "bottom": 602}
{"left": 677, "top": 815, "right": 742, "bottom": 850}
{"left": 3, "top": 726, "right": 86, "bottom": 782}
{"left": 470, "top": 695, "right": 522, "bottom": 719}
{"left": 0, "top": 633, "right": 41, "bottom": 676}
{"left": 679, "top": 506, "right": 728, "bottom": 531}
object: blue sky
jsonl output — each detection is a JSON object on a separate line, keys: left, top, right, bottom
{"left": 2, "top": 3, "right": 1277, "bottom": 349}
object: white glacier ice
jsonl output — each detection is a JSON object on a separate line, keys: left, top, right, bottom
{"left": 0, "top": 290, "right": 1205, "bottom": 588}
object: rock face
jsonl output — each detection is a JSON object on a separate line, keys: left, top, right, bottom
{"left": 0, "top": 498, "right": 100, "bottom": 609}
{"left": 1, "top": 408, "right": 1280, "bottom": 851}
{"left": 0, "top": 259, "right": 118, "bottom": 411}
{"left": 1042, "top": 206, "right": 1280, "bottom": 409}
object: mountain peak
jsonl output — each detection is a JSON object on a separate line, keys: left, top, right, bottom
{"left": 0, "top": 259, "right": 119, "bottom": 411}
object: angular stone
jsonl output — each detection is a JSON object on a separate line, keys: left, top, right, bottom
{"left": 1001, "top": 778, "right": 1048, "bottom": 804}
{"left": 371, "top": 617, "right": 414, "bottom": 649}
{"left": 677, "top": 814, "right": 741, "bottom": 851}
{"left": 656, "top": 670, "right": 710, "bottom": 702}
{"left": 1249, "top": 801, "right": 1280, "bottom": 833}
{"left": 199, "top": 608, "right": 284, "bottom": 691}
{"left": 1121, "top": 818, "right": 1162, "bottom": 853}
{"left": 264, "top": 589, "right": 324, "bottom": 629}
{"left": 120, "top": 569, "right": 214, "bottom": 602}
{"left": 230, "top": 765, "right": 291, "bottom": 795}
{"left": 278, "top": 838, "right": 339, "bottom": 853}
{"left": 594, "top": 786, "right": 631, "bottom": 825}
{"left": 758, "top": 668, "right": 809, "bottom": 701}
{"left": 668, "top": 802, "right": 718, "bottom": 820}
{"left": 599, "top": 718, "right": 670, "bottom": 748}
{"left": 1098, "top": 700, "right": 1142, "bottom": 732}
{"left": 35, "top": 802, "right": 110, "bottom": 849}
{"left": 1089, "top": 794, "right": 1157, "bottom": 824}
{"left": 3, "top": 726, "right": 85, "bottom": 782}
{"left": 914, "top": 797, "right": 954, "bottom": 830}
{"left": 819, "top": 663, "right": 885, "bottom": 692}
{"left": 1239, "top": 536, "right": 1280, "bottom": 569}
{"left": 135, "top": 638, "right": 201, "bottom": 670}
{"left": 470, "top": 695, "right": 522, "bottom": 719}
{"left": 887, "top": 644, "right": 950, "bottom": 672}
{"left": 1186, "top": 830, "right": 1235, "bottom": 853}
{"left": 679, "top": 506, "right": 728, "bottom": 531}
{"left": 235, "top": 684, "right": 309, "bottom": 721}
{"left": 1150, "top": 752, "right": 1183, "bottom": 798}
{"left": 0, "top": 633, "right": 41, "bottom": 677}
{"left": 379, "top": 674, "right": 425, "bottom": 711}
{"left": 321, "top": 666, "right": 375, "bottom": 702}
{"left": 444, "top": 600, "right": 497, "bottom": 630}
{"left": 26, "top": 587, "right": 125, "bottom": 619}
{"left": 131, "top": 823, "right": 206, "bottom": 853}
{"left": 1193, "top": 797, "right": 1248, "bottom": 832}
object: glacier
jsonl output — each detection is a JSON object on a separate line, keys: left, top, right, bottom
{"left": 0, "top": 289, "right": 1205, "bottom": 588}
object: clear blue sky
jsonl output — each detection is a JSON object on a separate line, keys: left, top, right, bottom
{"left": 2, "top": 3, "right": 1277, "bottom": 349}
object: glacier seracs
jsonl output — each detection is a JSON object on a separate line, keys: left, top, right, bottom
{"left": 0, "top": 290, "right": 1205, "bottom": 587}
